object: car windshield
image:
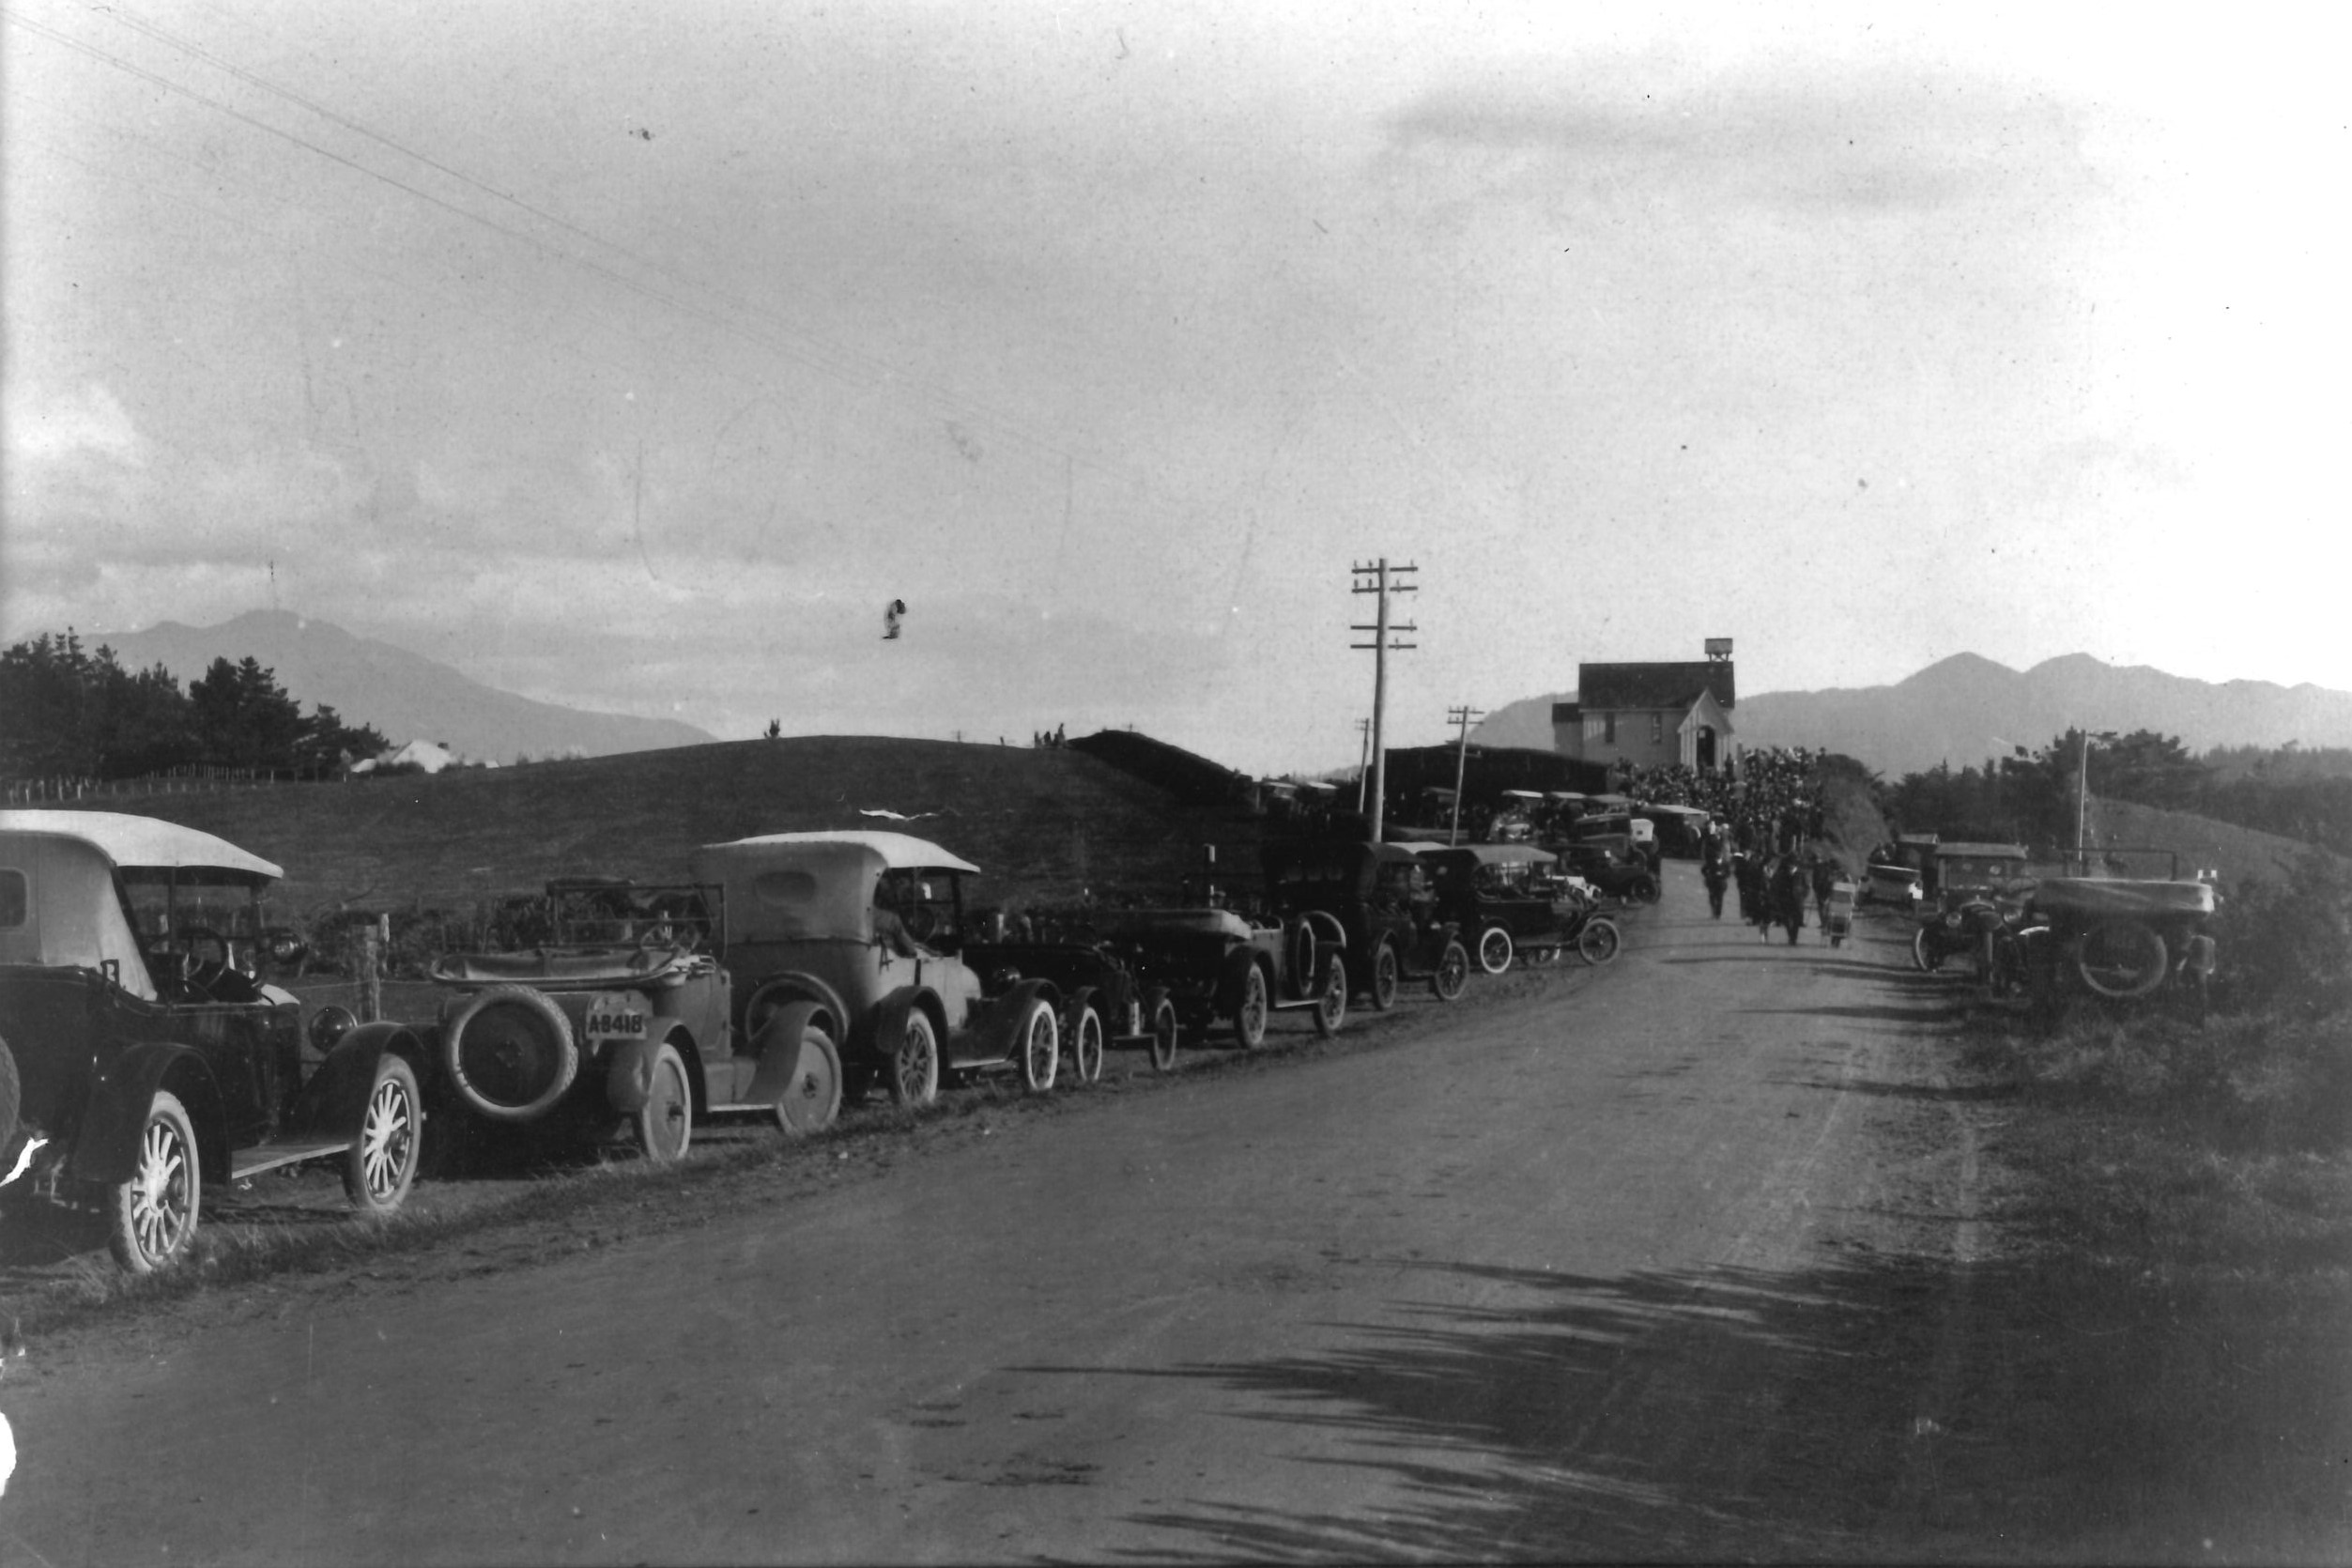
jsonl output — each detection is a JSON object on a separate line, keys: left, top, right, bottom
{"left": 119, "top": 871, "right": 269, "bottom": 976}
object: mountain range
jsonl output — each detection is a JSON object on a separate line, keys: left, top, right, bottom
{"left": 88, "top": 610, "right": 714, "bottom": 763}
{"left": 1471, "top": 653, "right": 2352, "bottom": 777}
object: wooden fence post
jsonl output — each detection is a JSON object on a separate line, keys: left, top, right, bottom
{"left": 360, "top": 916, "right": 387, "bottom": 1022}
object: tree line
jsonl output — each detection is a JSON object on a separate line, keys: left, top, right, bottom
{"left": 1883, "top": 729, "right": 2352, "bottom": 859}
{"left": 0, "top": 631, "right": 389, "bottom": 783}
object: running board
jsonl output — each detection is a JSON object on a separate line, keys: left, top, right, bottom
{"left": 229, "top": 1140, "right": 349, "bottom": 1181}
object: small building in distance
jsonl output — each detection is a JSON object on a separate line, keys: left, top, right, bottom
{"left": 1551, "top": 639, "right": 1737, "bottom": 773}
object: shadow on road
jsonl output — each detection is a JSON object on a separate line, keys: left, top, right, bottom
{"left": 1025, "top": 1248, "right": 2346, "bottom": 1563}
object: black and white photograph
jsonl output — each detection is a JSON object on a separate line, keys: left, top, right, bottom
{"left": 1, "top": 0, "right": 2345, "bottom": 1560}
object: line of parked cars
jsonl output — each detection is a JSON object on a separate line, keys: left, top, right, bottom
{"left": 0, "top": 811, "right": 1647, "bottom": 1272}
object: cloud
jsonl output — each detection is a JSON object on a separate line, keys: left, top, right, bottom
{"left": 1383, "top": 57, "right": 2095, "bottom": 219}
{"left": 3, "top": 383, "right": 147, "bottom": 467}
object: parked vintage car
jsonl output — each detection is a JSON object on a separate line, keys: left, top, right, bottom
{"left": 0, "top": 810, "right": 422, "bottom": 1271}
{"left": 2023, "top": 876, "right": 2220, "bottom": 1002}
{"left": 1083, "top": 904, "right": 1350, "bottom": 1057}
{"left": 1417, "top": 843, "right": 1582, "bottom": 973}
{"left": 961, "top": 913, "right": 1187, "bottom": 1080}
{"left": 1861, "top": 860, "right": 1925, "bottom": 911}
{"left": 1259, "top": 840, "right": 1468, "bottom": 1008}
{"left": 1553, "top": 839, "right": 1661, "bottom": 906}
{"left": 418, "top": 878, "right": 843, "bottom": 1160}
{"left": 688, "top": 832, "right": 1062, "bottom": 1108}
{"left": 1925, "top": 841, "right": 2032, "bottom": 904}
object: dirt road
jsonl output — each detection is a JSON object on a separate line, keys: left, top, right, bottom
{"left": 4, "top": 869, "right": 2011, "bottom": 1562}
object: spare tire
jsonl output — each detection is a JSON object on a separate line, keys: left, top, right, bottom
{"left": 441, "top": 984, "right": 578, "bottom": 1122}
{"left": 2074, "top": 919, "right": 2169, "bottom": 1000}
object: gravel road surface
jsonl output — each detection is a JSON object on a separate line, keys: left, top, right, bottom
{"left": 3, "top": 868, "right": 2005, "bottom": 1562}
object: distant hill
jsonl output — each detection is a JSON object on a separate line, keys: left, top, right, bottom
{"left": 73, "top": 734, "right": 1264, "bottom": 919}
{"left": 88, "top": 609, "right": 713, "bottom": 763}
{"left": 1469, "top": 692, "right": 1572, "bottom": 752}
{"left": 1737, "top": 654, "right": 2352, "bottom": 776}
{"left": 1471, "top": 654, "right": 2352, "bottom": 779}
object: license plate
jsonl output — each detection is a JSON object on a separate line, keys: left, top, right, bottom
{"left": 585, "top": 992, "right": 648, "bottom": 1043}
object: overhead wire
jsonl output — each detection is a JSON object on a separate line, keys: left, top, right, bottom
{"left": 10, "top": 0, "right": 1168, "bottom": 498}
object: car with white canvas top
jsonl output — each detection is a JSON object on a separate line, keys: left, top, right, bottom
{"left": 0, "top": 810, "right": 421, "bottom": 1271}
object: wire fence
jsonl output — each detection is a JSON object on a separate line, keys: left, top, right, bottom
{"left": 4, "top": 764, "right": 347, "bottom": 804}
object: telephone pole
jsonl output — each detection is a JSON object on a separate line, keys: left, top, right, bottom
{"left": 1351, "top": 560, "right": 1418, "bottom": 842}
{"left": 1446, "top": 703, "right": 1484, "bottom": 846}
{"left": 1354, "top": 716, "right": 1373, "bottom": 813}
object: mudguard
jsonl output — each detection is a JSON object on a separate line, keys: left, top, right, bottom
{"left": 869, "top": 986, "right": 939, "bottom": 1069}
{"left": 961, "top": 977, "right": 1053, "bottom": 1064}
{"left": 1214, "top": 945, "right": 1259, "bottom": 1018}
{"left": 286, "top": 1022, "right": 429, "bottom": 1141}
{"left": 744, "top": 973, "right": 853, "bottom": 1053}
{"left": 744, "top": 1001, "right": 826, "bottom": 1106}
{"left": 65, "top": 1040, "right": 227, "bottom": 1188}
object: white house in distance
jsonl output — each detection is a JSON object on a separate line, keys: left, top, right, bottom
{"left": 1550, "top": 639, "right": 1738, "bottom": 773}
{"left": 348, "top": 739, "right": 462, "bottom": 776}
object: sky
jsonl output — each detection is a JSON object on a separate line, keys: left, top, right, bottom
{"left": 5, "top": 2, "right": 2344, "bottom": 776}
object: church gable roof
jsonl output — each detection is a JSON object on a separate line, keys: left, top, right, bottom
{"left": 1578, "top": 661, "right": 1736, "bottom": 712}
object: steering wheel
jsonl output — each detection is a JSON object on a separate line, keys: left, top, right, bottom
{"left": 902, "top": 902, "right": 942, "bottom": 944}
{"left": 177, "top": 926, "right": 230, "bottom": 967}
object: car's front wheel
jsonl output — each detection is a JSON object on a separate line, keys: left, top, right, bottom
{"left": 1478, "top": 926, "right": 1514, "bottom": 975}
{"left": 1577, "top": 918, "right": 1622, "bottom": 966}
{"left": 1145, "top": 991, "right": 1179, "bottom": 1073}
{"left": 635, "top": 1042, "right": 694, "bottom": 1163}
{"left": 109, "top": 1090, "right": 200, "bottom": 1274}
{"left": 1017, "top": 997, "right": 1059, "bottom": 1092}
{"left": 890, "top": 1010, "right": 941, "bottom": 1108}
{"left": 1232, "top": 963, "right": 1268, "bottom": 1050}
{"left": 1431, "top": 940, "right": 1470, "bottom": 1002}
{"left": 1367, "top": 940, "right": 1401, "bottom": 1011}
{"left": 2075, "top": 920, "right": 2169, "bottom": 999}
{"left": 1311, "top": 954, "right": 1347, "bottom": 1038}
{"left": 344, "top": 1054, "right": 423, "bottom": 1216}
{"left": 1068, "top": 992, "right": 1105, "bottom": 1085}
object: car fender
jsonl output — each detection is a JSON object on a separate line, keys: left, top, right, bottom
{"left": 65, "top": 1040, "right": 227, "bottom": 1189}
{"left": 744, "top": 973, "right": 853, "bottom": 1054}
{"left": 743, "top": 1001, "right": 830, "bottom": 1107}
{"left": 869, "top": 985, "right": 945, "bottom": 1067}
{"left": 286, "top": 1022, "right": 430, "bottom": 1141}
{"left": 604, "top": 1026, "right": 690, "bottom": 1115}
{"left": 1213, "top": 945, "right": 1261, "bottom": 1017}
{"left": 961, "top": 977, "right": 1053, "bottom": 1059}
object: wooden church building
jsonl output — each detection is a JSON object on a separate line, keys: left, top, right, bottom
{"left": 1550, "top": 638, "right": 1737, "bottom": 774}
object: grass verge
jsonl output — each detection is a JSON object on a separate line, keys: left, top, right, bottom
{"left": 1945, "top": 1004, "right": 2352, "bottom": 1555}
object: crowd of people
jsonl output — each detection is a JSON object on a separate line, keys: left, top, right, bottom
{"left": 1616, "top": 746, "right": 1827, "bottom": 859}
{"left": 1624, "top": 747, "right": 1849, "bottom": 945}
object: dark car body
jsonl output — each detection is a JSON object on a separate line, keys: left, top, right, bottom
{"left": 1417, "top": 843, "right": 1583, "bottom": 973}
{"left": 961, "top": 918, "right": 1181, "bottom": 1079}
{"left": 1073, "top": 904, "right": 1350, "bottom": 1058}
{"left": 1553, "top": 839, "right": 1661, "bottom": 905}
{"left": 0, "top": 810, "right": 420, "bottom": 1271}
{"left": 1259, "top": 839, "right": 1468, "bottom": 1008}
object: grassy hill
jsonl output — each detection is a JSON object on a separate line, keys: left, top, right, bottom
{"left": 85, "top": 736, "right": 1262, "bottom": 921}
{"left": 2081, "top": 796, "right": 2329, "bottom": 891}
